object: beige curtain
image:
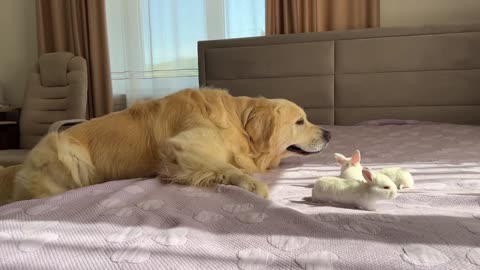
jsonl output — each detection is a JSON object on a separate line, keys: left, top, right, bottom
{"left": 266, "top": 0, "right": 380, "bottom": 35}
{"left": 36, "top": 0, "right": 113, "bottom": 118}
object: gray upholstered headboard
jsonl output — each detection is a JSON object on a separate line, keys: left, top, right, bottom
{"left": 198, "top": 23, "right": 480, "bottom": 125}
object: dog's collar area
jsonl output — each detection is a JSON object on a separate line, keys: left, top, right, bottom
{"left": 286, "top": 145, "right": 319, "bottom": 155}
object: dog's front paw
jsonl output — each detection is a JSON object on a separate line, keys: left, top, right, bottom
{"left": 252, "top": 180, "right": 269, "bottom": 199}
{"left": 229, "top": 174, "right": 269, "bottom": 199}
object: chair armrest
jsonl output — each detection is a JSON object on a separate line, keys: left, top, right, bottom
{"left": 49, "top": 119, "right": 86, "bottom": 133}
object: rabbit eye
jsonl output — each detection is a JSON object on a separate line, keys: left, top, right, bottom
{"left": 383, "top": 186, "right": 390, "bottom": 189}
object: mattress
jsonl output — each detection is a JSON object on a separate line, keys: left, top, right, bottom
{"left": 1, "top": 122, "right": 480, "bottom": 270}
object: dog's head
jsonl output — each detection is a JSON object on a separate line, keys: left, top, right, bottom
{"left": 243, "top": 98, "right": 330, "bottom": 168}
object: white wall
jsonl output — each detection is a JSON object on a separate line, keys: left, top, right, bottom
{"left": 381, "top": 0, "right": 480, "bottom": 27}
{"left": 0, "top": 0, "right": 37, "bottom": 106}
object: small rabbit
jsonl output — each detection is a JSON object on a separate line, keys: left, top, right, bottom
{"left": 378, "top": 167, "right": 414, "bottom": 189}
{"left": 335, "top": 150, "right": 414, "bottom": 189}
{"left": 312, "top": 167, "right": 398, "bottom": 211}
{"left": 335, "top": 150, "right": 364, "bottom": 180}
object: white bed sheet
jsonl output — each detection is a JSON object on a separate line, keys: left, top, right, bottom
{"left": 1, "top": 123, "right": 480, "bottom": 270}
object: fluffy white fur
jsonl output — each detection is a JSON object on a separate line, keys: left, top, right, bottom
{"left": 312, "top": 167, "right": 398, "bottom": 211}
{"left": 1, "top": 88, "right": 330, "bottom": 204}
{"left": 335, "top": 150, "right": 414, "bottom": 189}
{"left": 335, "top": 150, "right": 363, "bottom": 180}
{"left": 377, "top": 167, "right": 414, "bottom": 189}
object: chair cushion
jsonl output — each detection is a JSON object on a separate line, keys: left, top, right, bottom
{"left": 20, "top": 53, "right": 87, "bottom": 149}
{"left": 0, "top": 149, "right": 29, "bottom": 166}
{"left": 38, "top": 52, "right": 74, "bottom": 87}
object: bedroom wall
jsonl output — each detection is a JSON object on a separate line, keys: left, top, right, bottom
{"left": 0, "top": 0, "right": 37, "bottom": 106}
{"left": 381, "top": 0, "right": 480, "bottom": 27}
{"left": 1, "top": 0, "right": 476, "bottom": 107}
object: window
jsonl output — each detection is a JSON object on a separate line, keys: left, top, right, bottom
{"left": 106, "top": 0, "right": 265, "bottom": 105}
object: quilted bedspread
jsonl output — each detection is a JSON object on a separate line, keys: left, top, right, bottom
{"left": 1, "top": 123, "right": 480, "bottom": 270}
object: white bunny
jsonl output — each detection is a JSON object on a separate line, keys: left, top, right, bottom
{"left": 312, "top": 167, "right": 398, "bottom": 211}
{"left": 335, "top": 150, "right": 414, "bottom": 189}
{"left": 377, "top": 167, "right": 414, "bottom": 189}
{"left": 335, "top": 150, "right": 364, "bottom": 180}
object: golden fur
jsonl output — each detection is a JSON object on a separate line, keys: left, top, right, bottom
{"left": 1, "top": 88, "right": 329, "bottom": 204}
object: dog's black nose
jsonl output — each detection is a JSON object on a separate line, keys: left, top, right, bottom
{"left": 322, "top": 129, "right": 331, "bottom": 142}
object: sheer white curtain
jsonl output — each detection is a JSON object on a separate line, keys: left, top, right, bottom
{"left": 106, "top": 0, "right": 265, "bottom": 106}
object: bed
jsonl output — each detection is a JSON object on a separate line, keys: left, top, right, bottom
{"left": 2, "top": 24, "right": 480, "bottom": 270}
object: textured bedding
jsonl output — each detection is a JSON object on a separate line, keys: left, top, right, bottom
{"left": 1, "top": 123, "right": 480, "bottom": 270}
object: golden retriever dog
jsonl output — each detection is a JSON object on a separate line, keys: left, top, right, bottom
{"left": 4, "top": 88, "right": 330, "bottom": 203}
{"left": 0, "top": 165, "right": 22, "bottom": 205}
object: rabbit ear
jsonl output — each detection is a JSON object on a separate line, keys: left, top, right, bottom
{"left": 362, "top": 167, "right": 375, "bottom": 183}
{"left": 334, "top": 153, "right": 348, "bottom": 165}
{"left": 351, "top": 150, "right": 361, "bottom": 165}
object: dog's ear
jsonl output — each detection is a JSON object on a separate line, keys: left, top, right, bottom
{"left": 243, "top": 104, "right": 279, "bottom": 153}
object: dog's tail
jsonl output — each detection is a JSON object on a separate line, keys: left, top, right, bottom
{"left": 54, "top": 132, "right": 95, "bottom": 187}
{"left": 14, "top": 132, "right": 95, "bottom": 201}
{"left": 0, "top": 164, "right": 23, "bottom": 205}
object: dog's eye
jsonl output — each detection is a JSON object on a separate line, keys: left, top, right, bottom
{"left": 296, "top": 118, "right": 304, "bottom": 125}
{"left": 383, "top": 186, "right": 390, "bottom": 189}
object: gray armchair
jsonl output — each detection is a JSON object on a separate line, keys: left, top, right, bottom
{"left": 0, "top": 52, "right": 88, "bottom": 166}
